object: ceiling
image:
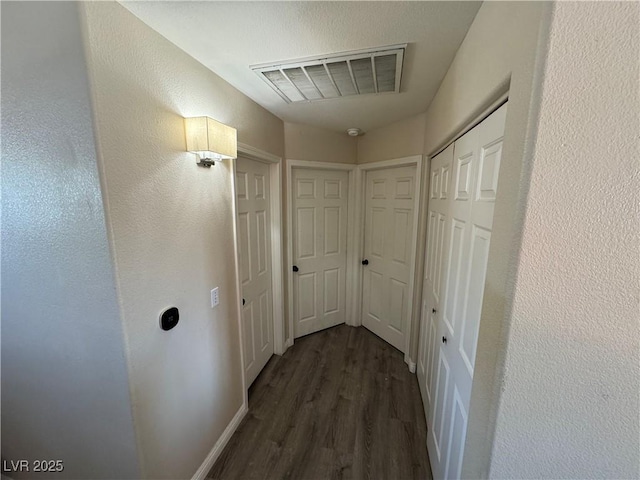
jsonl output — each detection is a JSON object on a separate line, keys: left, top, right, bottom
{"left": 120, "top": 1, "right": 481, "bottom": 134}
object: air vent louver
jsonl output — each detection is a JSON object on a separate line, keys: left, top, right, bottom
{"left": 252, "top": 44, "right": 406, "bottom": 103}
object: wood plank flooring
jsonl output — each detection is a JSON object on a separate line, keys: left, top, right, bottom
{"left": 207, "top": 325, "right": 433, "bottom": 480}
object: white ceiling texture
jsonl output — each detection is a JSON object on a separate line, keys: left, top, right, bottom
{"left": 121, "top": 1, "right": 481, "bottom": 134}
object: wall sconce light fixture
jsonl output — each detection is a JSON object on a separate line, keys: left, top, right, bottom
{"left": 184, "top": 116, "right": 237, "bottom": 167}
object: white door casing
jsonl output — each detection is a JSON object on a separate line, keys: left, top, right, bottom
{"left": 292, "top": 168, "right": 349, "bottom": 338}
{"left": 419, "top": 103, "right": 507, "bottom": 479}
{"left": 236, "top": 156, "right": 274, "bottom": 387}
{"left": 361, "top": 165, "right": 418, "bottom": 352}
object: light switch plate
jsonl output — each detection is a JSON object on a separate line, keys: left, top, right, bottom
{"left": 210, "top": 287, "right": 219, "bottom": 308}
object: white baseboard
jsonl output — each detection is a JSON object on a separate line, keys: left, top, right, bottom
{"left": 191, "top": 402, "right": 248, "bottom": 480}
{"left": 407, "top": 359, "right": 417, "bottom": 374}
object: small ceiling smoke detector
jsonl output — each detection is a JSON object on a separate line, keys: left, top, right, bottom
{"left": 347, "top": 128, "right": 361, "bottom": 137}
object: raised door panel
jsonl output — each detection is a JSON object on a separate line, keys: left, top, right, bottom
{"left": 324, "top": 207, "right": 341, "bottom": 255}
{"left": 296, "top": 207, "right": 316, "bottom": 259}
{"left": 296, "top": 272, "right": 317, "bottom": 323}
{"left": 370, "top": 207, "right": 386, "bottom": 259}
{"left": 395, "top": 177, "right": 414, "bottom": 199}
{"left": 459, "top": 226, "right": 491, "bottom": 378}
{"left": 431, "top": 169, "right": 440, "bottom": 199}
{"left": 324, "top": 179, "right": 341, "bottom": 199}
{"left": 372, "top": 178, "right": 386, "bottom": 199}
{"left": 440, "top": 166, "right": 450, "bottom": 199}
{"left": 241, "top": 302, "right": 255, "bottom": 370}
{"left": 388, "top": 278, "right": 407, "bottom": 333}
{"left": 296, "top": 178, "right": 315, "bottom": 199}
{"left": 476, "top": 140, "right": 502, "bottom": 203}
{"left": 254, "top": 173, "right": 266, "bottom": 200}
{"left": 434, "top": 214, "right": 446, "bottom": 302}
{"left": 444, "top": 388, "right": 468, "bottom": 480}
{"left": 236, "top": 171, "right": 248, "bottom": 200}
{"left": 473, "top": 116, "right": 506, "bottom": 231}
{"left": 323, "top": 268, "right": 340, "bottom": 314}
{"left": 427, "top": 211, "right": 438, "bottom": 283}
{"left": 237, "top": 212, "right": 251, "bottom": 285}
{"left": 429, "top": 350, "right": 452, "bottom": 464}
{"left": 419, "top": 301, "right": 438, "bottom": 406}
{"left": 256, "top": 210, "right": 268, "bottom": 275}
{"left": 392, "top": 208, "right": 412, "bottom": 265}
{"left": 258, "top": 291, "right": 271, "bottom": 353}
{"left": 454, "top": 153, "right": 472, "bottom": 201}
{"left": 425, "top": 312, "right": 438, "bottom": 404}
{"left": 366, "top": 270, "right": 384, "bottom": 323}
{"left": 442, "top": 219, "right": 467, "bottom": 336}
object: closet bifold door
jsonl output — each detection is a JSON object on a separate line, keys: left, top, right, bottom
{"left": 417, "top": 142, "right": 453, "bottom": 425}
{"left": 420, "top": 103, "right": 508, "bottom": 480}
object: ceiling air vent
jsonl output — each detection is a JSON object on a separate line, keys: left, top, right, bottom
{"left": 251, "top": 44, "right": 406, "bottom": 103}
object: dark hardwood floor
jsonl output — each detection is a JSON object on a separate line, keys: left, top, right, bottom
{"left": 207, "top": 324, "right": 433, "bottom": 480}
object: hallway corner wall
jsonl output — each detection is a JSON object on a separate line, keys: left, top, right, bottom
{"left": 356, "top": 113, "right": 426, "bottom": 164}
{"left": 284, "top": 122, "right": 357, "bottom": 165}
{"left": 81, "top": 2, "right": 284, "bottom": 478}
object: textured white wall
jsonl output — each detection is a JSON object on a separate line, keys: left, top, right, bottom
{"left": 284, "top": 122, "right": 357, "bottom": 164}
{"left": 489, "top": 3, "right": 640, "bottom": 477}
{"left": 1, "top": 2, "right": 140, "bottom": 478}
{"left": 81, "top": 2, "right": 284, "bottom": 478}
{"left": 356, "top": 113, "right": 426, "bottom": 164}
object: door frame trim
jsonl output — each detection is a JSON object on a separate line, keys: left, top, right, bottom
{"left": 354, "top": 155, "right": 423, "bottom": 370}
{"left": 286, "top": 160, "right": 357, "bottom": 346}
{"left": 235, "top": 142, "right": 286, "bottom": 365}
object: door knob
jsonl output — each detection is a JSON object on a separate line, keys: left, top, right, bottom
{"left": 442, "top": 336, "right": 447, "bottom": 344}
{"left": 242, "top": 298, "right": 245, "bottom": 306}
{"left": 362, "top": 259, "right": 369, "bottom": 265}
{"left": 432, "top": 308, "right": 437, "bottom": 314}
{"left": 292, "top": 265, "right": 299, "bottom": 272}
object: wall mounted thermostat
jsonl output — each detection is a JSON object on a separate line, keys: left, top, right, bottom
{"left": 160, "top": 307, "right": 179, "bottom": 331}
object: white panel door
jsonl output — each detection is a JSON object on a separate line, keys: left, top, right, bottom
{"left": 292, "top": 168, "right": 349, "bottom": 338}
{"left": 236, "top": 157, "right": 274, "bottom": 387}
{"left": 419, "top": 104, "right": 507, "bottom": 479}
{"left": 417, "top": 143, "right": 454, "bottom": 415}
{"left": 361, "top": 165, "right": 417, "bottom": 352}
